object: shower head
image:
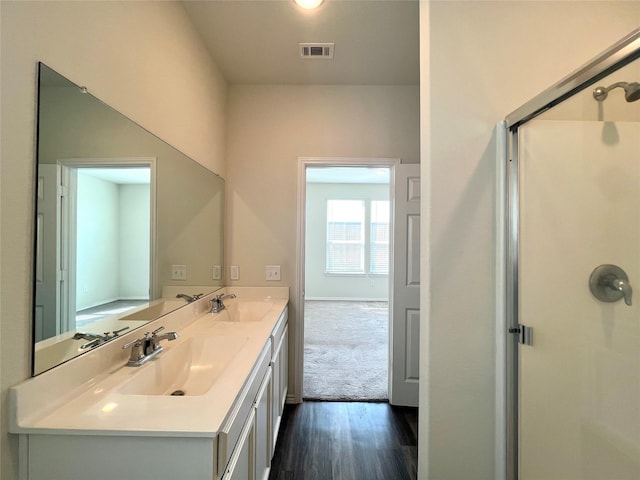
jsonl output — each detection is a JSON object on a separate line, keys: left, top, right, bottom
{"left": 626, "top": 82, "right": 640, "bottom": 102}
{"left": 593, "top": 81, "right": 640, "bottom": 103}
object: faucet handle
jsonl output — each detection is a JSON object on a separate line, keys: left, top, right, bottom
{"left": 151, "top": 326, "right": 165, "bottom": 336}
{"left": 122, "top": 337, "right": 144, "bottom": 350}
{"left": 80, "top": 339, "right": 101, "bottom": 350}
{"left": 112, "top": 326, "right": 130, "bottom": 336}
{"left": 103, "top": 326, "right": 131, "bottom": 340}
{"left": 611, "top": 278, "right": 632, "bottom": 306}
{"left": 122, "top": 338, "right": 144, "bottom": 365}
{"left": 589, "top": 264, "right": 633, "bottom": 307}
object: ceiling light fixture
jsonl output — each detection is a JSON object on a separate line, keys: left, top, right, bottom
{"left": 294, "top": 0, "right": 324, "bottom": 10}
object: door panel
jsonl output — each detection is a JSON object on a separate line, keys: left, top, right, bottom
{"left": 35, "top": 164, "right": 61, "bottom": 341}
{"left": 390, "top": 164, "right": 420, "bottom": 407}
{"left": 518, "top": 120, "right": 640, "bottom": 479}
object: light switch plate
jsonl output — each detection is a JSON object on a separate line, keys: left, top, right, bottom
{"left": 266, "top": 265, "right": 281, "bottom": 281}
{"left": 171, "top": 264, "right": 187, "bottom": 281}
{"left": 230, "top": 265, "right": 239, "bottom": 281}
{"left": 212, "top": 265, "right": 221, "bottom": 280}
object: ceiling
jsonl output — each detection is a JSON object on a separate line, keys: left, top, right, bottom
{"left": 181, "top": 0, "right": 419, "bottom": 85}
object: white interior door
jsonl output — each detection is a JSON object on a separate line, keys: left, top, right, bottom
{"left": 389, "top": 163, "right": 420, "bottom": 407}
{"left": 60, "top": 165, "right": 76, "bottom": 334}
{"left": 35, "top": 164, "right": 61, "bottom": 341}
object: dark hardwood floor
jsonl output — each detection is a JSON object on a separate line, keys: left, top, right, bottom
{"left": 269, "top": 401, "right": 418, "bottom": 480}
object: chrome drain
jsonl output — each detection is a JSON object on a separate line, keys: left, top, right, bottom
{"left": 170, "top": 389, "right": 186, "bottom": 396}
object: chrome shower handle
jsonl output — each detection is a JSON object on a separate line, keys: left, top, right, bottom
{"left": 589, "top": 264, "right": 633, "bottom": 307}
{"left": 610, "top": 278, "right": 632, "bottom": 306}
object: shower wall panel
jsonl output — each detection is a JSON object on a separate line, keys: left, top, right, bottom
{"left": 519, "top": 120, "right": 640, "bottom": 479}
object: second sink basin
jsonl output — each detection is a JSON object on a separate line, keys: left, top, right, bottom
{"left": 117, "top": 335, "right": 248, "bottom": 396}
{"left": 120, "top": 299, "right": 186, "bottom": 321}
{"left": 213, "top": 300, "right": 272, "bottom": 322}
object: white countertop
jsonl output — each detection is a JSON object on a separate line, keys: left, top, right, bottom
{"left": 9, "top": 288, "right": 288, "bottom": 438}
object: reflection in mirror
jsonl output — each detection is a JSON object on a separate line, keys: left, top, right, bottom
{"left": 33, "top": 63, "right": 224, "bottom": 375}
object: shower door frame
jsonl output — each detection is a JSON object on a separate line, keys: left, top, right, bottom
{"left": 503, "top": 29, "right": 640, "bottom": 480}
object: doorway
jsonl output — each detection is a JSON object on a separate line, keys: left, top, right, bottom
{"left": 34, "top": 158, "right": 155, "bottom": 341}
{"left": 296, "top": 157, "right": 419, "bottom": 406}
{"left": 72, "top": 166, "right": 151, "bottom": 329}
{"left": 303, "top": 166, "right": 391, "bottom": 401}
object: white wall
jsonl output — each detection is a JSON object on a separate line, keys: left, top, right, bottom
{"left": 0, "top": 2, "right": 226, "bottom": 478}
{"left": 420, "top": 1, "right": 640, "bottom": 479}
{"left": 76, "top": 173, "right": 120, "bottom": 310}
{"left": 119, "top": 184, "right": 151, "bottom": 300}
{"left": 305, "top": 182, "right": 389, "bottom": 300}
{"left": 225, "top": 84, "right": 420, "bottom": 400}
{"left": 76, "top": 178, "right": 151, "bottom": 310}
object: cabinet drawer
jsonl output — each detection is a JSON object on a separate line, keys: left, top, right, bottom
{"left": 217, "top": 341, "right": 270, "bottom": 478}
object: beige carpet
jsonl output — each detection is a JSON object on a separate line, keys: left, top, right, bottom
{"left": 303, "top": 300, "right": 388, "bottom": 401}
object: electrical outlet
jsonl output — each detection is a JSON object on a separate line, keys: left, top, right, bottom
{"left": 212, "top": 265, "right": 221, "bottom": 280}
{"left": 266, "top": 265, "right": 281, "bottom": 281}
{"left": 171, "top": 264, "right": 187, "bottom": 280}
{"left": 230, "top": 265, "right": 239, "bottom": 281}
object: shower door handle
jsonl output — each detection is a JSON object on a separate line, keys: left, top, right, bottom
{"left": 589, "top": 264, "right": 633, "bottom": 306}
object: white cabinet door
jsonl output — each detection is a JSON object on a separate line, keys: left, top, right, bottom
{"left": 278, "top": 326, "right": 288, "bottom": 415}
{"left": 224, "top": 409, "right": 256, "bottom": 480}
{"left": 271, "top": 324, "right": 288, "bottom": 454}
{"left": 254, "top": 368, "right": 272, "bottom": 480}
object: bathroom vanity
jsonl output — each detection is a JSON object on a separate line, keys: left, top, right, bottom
{"left": 9, "top": 287, "right": 288, "bottom": 480}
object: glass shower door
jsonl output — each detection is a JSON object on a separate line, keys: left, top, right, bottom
{"left": 517, "top": 62, "right": 640, "bottom": 479}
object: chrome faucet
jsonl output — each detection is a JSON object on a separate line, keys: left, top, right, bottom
{"left": 176, "top": 293, "right": 203, "bottom": 303}
{"left": 73, "top": 332, "right": 103, "bottom": 342}
{"left": 210, "top": 293, "right": 236, "bottom": 313}
{"left": 74, "top": 326, "right": 130, "bottom": 350}
{"left": 122, "top": 326, "right": 178, "bottom": 366}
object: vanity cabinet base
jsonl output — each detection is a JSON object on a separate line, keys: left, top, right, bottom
{"left": 25, "top": 434, "right": 216, "bottom": 480}
{"left": 16, "top": 304, "right": 289, "bottom": 480}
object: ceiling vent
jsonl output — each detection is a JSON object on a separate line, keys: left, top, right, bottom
{"left": 299, "top": 43, "right": 334, "bottom": 59}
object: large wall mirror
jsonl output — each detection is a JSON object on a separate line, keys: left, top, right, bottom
{"left": 33, "top": 63, "right": 224, "bottom": 375}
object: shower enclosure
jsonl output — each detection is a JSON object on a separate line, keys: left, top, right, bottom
{"left": 505, "top": 30, "right": 640, "bottom": 479}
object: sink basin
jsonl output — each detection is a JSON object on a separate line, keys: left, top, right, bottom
{"left": 120, "top": 299, "right": 186, "bottom": 321}
{"left": 213, "top": 300, "right": 272, "bottom": 322}
{"left": 117, "top": 336, "right": 248, "bottom": 396}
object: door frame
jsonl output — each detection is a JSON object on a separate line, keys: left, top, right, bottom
{"left": 294, "top": 157, "right": 400, "bottom": 404}
{"left": 58, "top": 157, "right": 157, "bottom": 331}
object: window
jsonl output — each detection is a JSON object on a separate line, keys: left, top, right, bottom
{"left": 370, "top": 200, "right": 390, "bottom": 275}
{"left": 325, "top": 199, "right": 390, "bottom": 275}
{"left": 326, "top": 200, "right": 365, "bottom": 274}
